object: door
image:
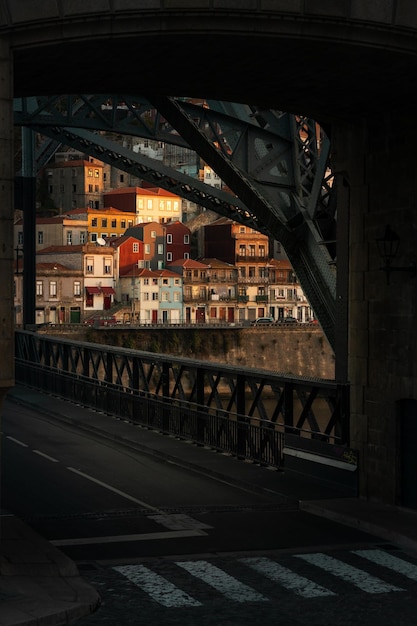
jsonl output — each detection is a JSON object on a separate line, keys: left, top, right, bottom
{"left": 398, "top": 398, "right": 417, "bottom": 508}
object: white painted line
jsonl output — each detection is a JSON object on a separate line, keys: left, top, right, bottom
{"left": 32, "top": 450, "right": 59, "bottom": 463}
{"left": 176, "top": 560, "right": 268, "bottom": 603}
{"left": 353, "top": 549, "right": 417, "bottom": 581}
{"left": 6, "top": 436, "right": 28, "bottom": 448}
{"left": 66, "top": 467, "right": 161, "bottom": 512}
{"left": 51, "top": 528, "right": 207, "bottom": 547}
{"left": 113, "top": 564, "right": 202, "bottom": 607}
{"left": 240, "top": 556, "right": 335, "bottom": 598}
{"left": 296, "top": 553, "right": 404, "bottom": 593}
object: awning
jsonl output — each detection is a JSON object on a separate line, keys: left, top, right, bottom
{"left": 85, "top": 286, "right": 101, "bottom": 294}
{"left": 101, "top": 287, "right": 115, "bottom": 295}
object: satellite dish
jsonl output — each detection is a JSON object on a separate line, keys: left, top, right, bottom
{"left": 97, "top": 237, "right": 106, "bottom": 246}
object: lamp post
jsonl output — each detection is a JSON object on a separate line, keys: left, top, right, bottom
{"left": 376, "top": 225, "right": 416, "bottom": 285}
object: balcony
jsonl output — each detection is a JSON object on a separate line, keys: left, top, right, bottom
{"left": 255, "top": 295, "right": 268, "bottom": 303}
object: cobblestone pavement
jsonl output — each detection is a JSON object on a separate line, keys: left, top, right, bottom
{"left": 74, "top": 546, "right": 417, "bottom": 626}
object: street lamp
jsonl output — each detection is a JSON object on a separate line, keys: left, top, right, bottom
{"left": 376, "top": 225, "right": 416, "bottom": 285}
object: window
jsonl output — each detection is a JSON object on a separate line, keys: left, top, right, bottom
{"left": 104, "top": 259, "right": 112, "bottom": 274}
{"left": 101, "top": 219, "right": 107, "bottom": 228}
{"left": 249, "top": 245, "right": 256, "bottom": 257}
{"left": 74, "top": 281, "right": 81, "bottom": 296}
{"left": 94, "top": 185, "right": 99, "bottom": 193}
{"left": 145, "top": 244, "right": 150, "bottom": 254}
{"left": 36, "top": 281, "right": 43, "bottom": 296}
{"left": 143, "top": 292, "right": 149, "bottom": 300}
{"left": 86, "top": 258, "right": 94, "bottom": 273}
{"left": 174, "top": 292, "right": 180, "bottom": 301}
{"left": 88, "top": 184, "right": 93, "bottom": 192}
{"left": 167, "top": 234, "right": 172, "bottom": 244}
{"left": 80, "top": 231, "right": 87, "bottom": 244}
{"left": 239, "top": 226, "right": 246, "bottom": 233}
{"left": 121, "top": 220, "right": 126, "bottom": 229}
{"left": 151, "top": 230, "right": 156, "bottom": 238}
{"left": 120, "top": 174, "right": 124, "bottom": 183}
{"left": 174, "top": 201, "right": 179, "bottom": 212}
{"left": 88, "top": 168, "right": 93, "bottom": 177}
{"left": 157, "top": 244, "right": 163, "bottom": 255}
{"left": 67, "top": 231, "right": 72, "bottom": 245}
{"left": 111, "top": 219, "right": 117, "bottom": 228}
{"left": 167, "top": 252, "right": 172, "bottom": 262}
{"left": 91, "top": 217, "right": 97, "bottom": 227}
{"left": 167, "top": 201, "right": 172, "bottom": 211}
{"left": 147, "top": 199, "right": 153, "bottom": 209}
{"left": 184, "top": 234, "right": 189, "bottom": 244}
{"left": 162, "top": 278, "right": 168, "bottom": 285}
{"left": 184, "top": 252, "right": 189, "bottom": 259}
{"left": 91, "top": 233, "right": 97, "bottom": 242}
{"left": 143, "top": 278, "right": 149, "bottom": 285}
{"left": 18, "top": 231, "right": 23, "bottom": 245}
{"left": 259, "top": 245, "right": 266, "bottom": 257}
{"left": 239, "top": 245, "right": 246, "bottom": 257}
{"left": 152, "top": 292, "right": 158, "bottom": 301}
{"left": 133, "top": 242, "right": 139, "bottom": 253}
{"left": 162, "top": 292, "right": 169, "bottom": 301}
{"left": 49, "top": 281, "right": 57, "bottom": 297}
{"left": 37, "top": 231, "right": 44, "bottom": 245}
{"left": 72, "top": 184, "right": 76, "bottom": 192}
{"left": 94, "top": 169, "right": 99, "bottom": 178}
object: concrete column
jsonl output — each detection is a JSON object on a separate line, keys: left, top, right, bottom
{"left": 0, "top": 36, "right": 15, "bottom": 409}
{"left": 333, "top": 113, "right": 417, "bottom": 505}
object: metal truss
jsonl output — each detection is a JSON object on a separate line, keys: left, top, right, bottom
{"left": 14, "top": 95, "right": 338, "bottom": 348}
{"left": 15, "top": 331, "right": 349, "bottom": 447}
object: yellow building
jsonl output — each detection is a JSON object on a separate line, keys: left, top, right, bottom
{"left": 66, "top": 207, "right": 137, "bottom": 243}
{"left": 104, "top": 186, "right": 182, "bottom": 223}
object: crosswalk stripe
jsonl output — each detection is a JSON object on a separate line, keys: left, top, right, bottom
{"left": 113, "top": 564, "right": 202, "bottom": 607}
{"left": 176, "top": 560, "right": 268, "bottom": 603}
{"left": 352, "top": 549, "right": 417, "bottom": 581}
{"left": 296, "top": 553, "right": 404, "bottom": 594}
{"left": 240, "top": 556, "right": 335, "bottom": 598}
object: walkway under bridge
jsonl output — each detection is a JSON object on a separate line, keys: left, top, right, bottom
{"left": 14, "top": 330, "right": 357, "bottom": 493}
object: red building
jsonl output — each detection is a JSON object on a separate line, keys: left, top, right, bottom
{"left": 165, "top": 221, "right": 191, "bottom": 264}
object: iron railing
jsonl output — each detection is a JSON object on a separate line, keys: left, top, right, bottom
{"left": 14, "top": 330, "right": 351, "bottom": 469}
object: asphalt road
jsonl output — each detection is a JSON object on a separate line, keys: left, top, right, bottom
{"left": 3, "top": 399, "right": 417, "bottom": 625}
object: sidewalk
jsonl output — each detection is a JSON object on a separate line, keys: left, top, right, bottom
{"left": 2, "top": 384, "right": 417, "bottom": 625}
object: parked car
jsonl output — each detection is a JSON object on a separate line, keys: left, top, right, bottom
{"left": 251, "top": 317, "right": 274, "bottom": 326}
{"left": 276, "top": 316, "right": 299, "bottom": 324}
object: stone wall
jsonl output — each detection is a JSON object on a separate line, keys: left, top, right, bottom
{"left": 85, "top": 326, "right": 335, "bottom": 380}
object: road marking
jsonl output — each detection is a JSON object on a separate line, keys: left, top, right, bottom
{"left": 176, "top": 560, "right": 268, "bottom": 603}
{"left": 32, "top": 449, "right": 59, "bottom": 462}
{"left": 6, "top": 436, "right": 28, "bottom": 447}
{"left": 296, "top": 553, "right": 404, "bottom": 593}
{"left": 353, "top": 549, "right": 417, "bottom": 581}
{"left": 51, "top": 528, "right": 207, "bottom": 547}
{"left": 240, "top": 556, "right": 335, "bottom": 598}
{"left": 113, "top": 564, "right": 202, "bottom": 607}
{"left": 66, "top": 466, "right": 161, "bottom": 511}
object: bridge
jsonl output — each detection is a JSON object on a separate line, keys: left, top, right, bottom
{"left": 1, "top": 2, "right": 417, "bottom": 506}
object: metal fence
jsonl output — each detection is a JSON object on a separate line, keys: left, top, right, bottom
{"left": 14, "top": 330, "right": 351, "bottom": 470}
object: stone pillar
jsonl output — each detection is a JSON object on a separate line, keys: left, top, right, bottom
{"left": 0, "top": 36, "right": 15, "bottom": 411}
{"left": 333, "top": 112, "right": 417, "bottom": 504}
